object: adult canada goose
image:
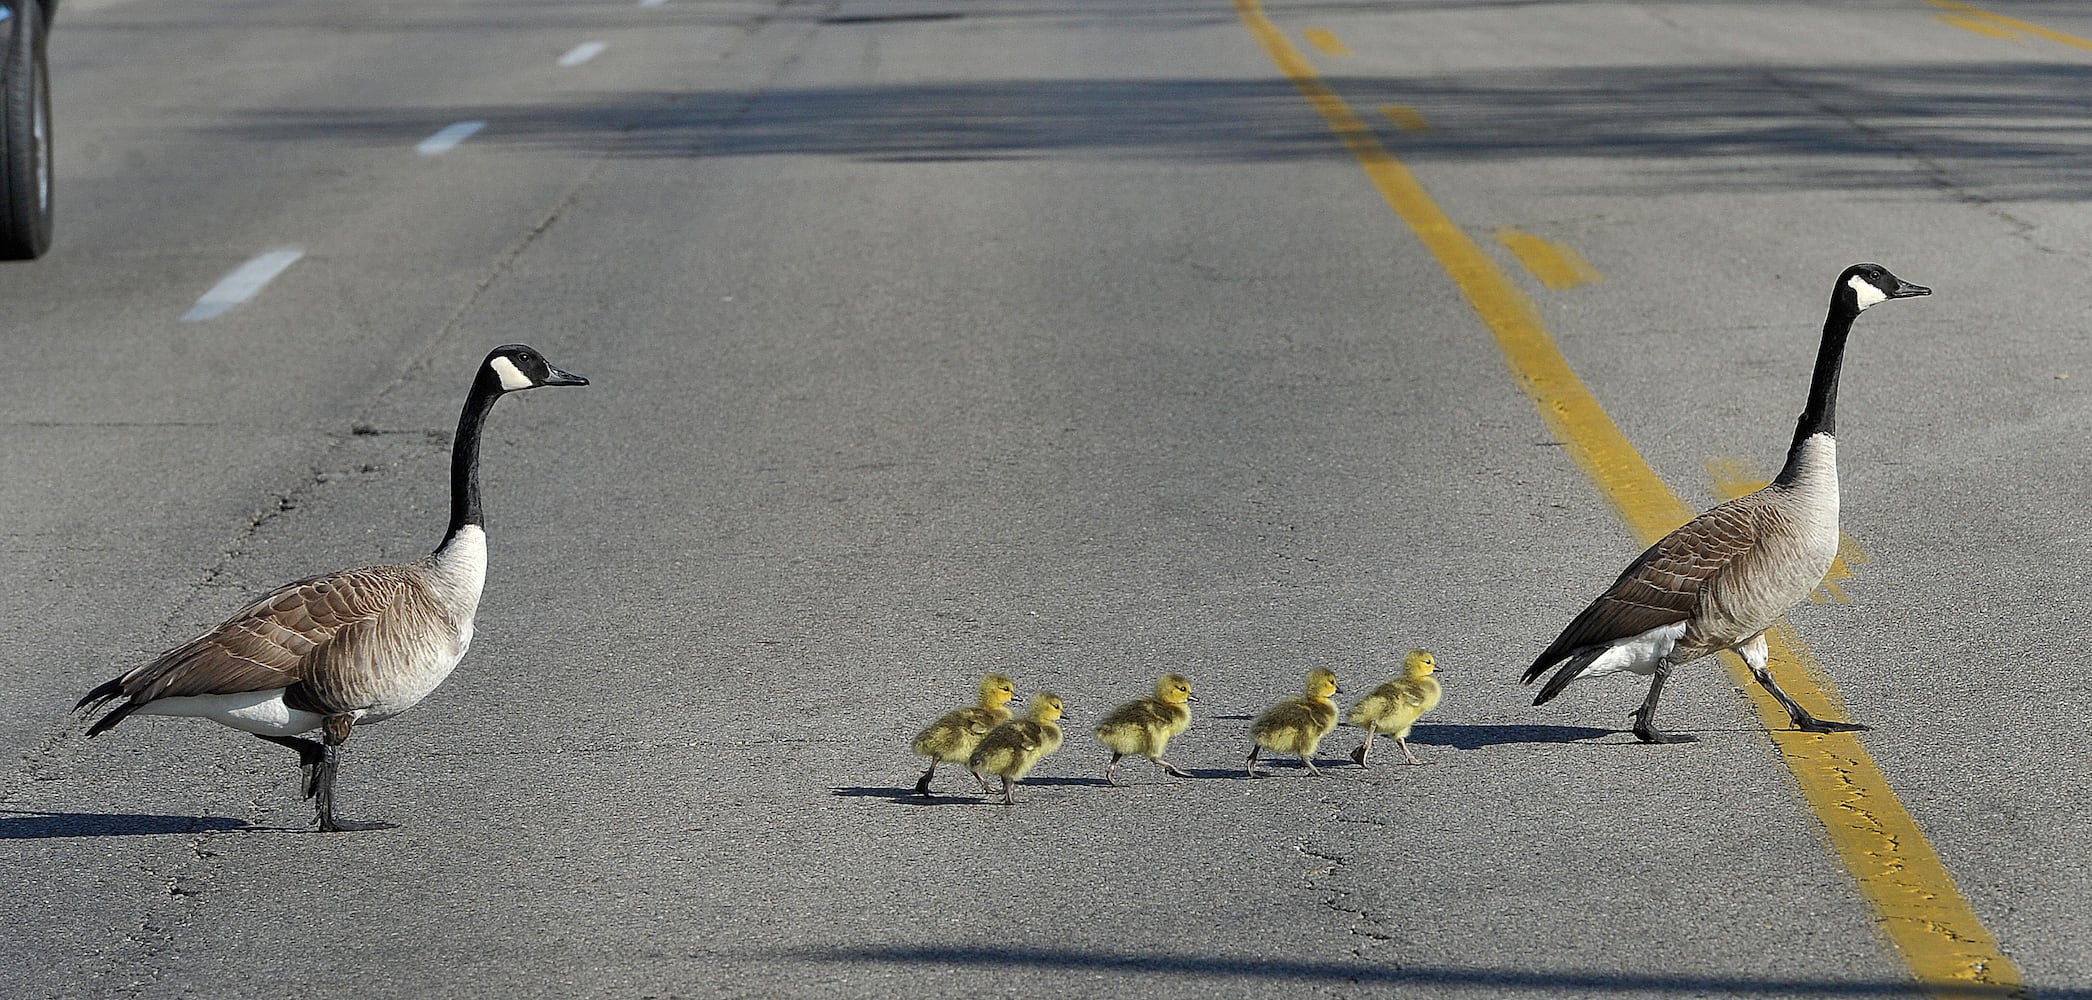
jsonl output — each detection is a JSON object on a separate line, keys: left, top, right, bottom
{"left": 1522, "top": 263, "right": 1928, "bottom": 743}
{"left": 74, "top": 345, "right": 589, "bottom": 831}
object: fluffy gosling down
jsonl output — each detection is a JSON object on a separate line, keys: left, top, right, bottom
{"left": 911, "top": 673, "right": 1018, "bottom": 796}
{"left": 1247, "top": 667, "right": 1341, "bottom": 778}
{"left": 1348, "top": 650, "right": 1443, "bottom": 766}
{"left": 1094, "top": 673, "right": 1195, "bottom": 786}
{"left": 969, "top": 692, "right": 1066, "bottom": 806}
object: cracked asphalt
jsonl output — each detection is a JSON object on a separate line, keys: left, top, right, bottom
{"left": 5, "top": 0, "right": 2092, "bottom": 997}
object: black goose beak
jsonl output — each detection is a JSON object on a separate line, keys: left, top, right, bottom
{"left": 1890, "top": 281, "right": 1932, "bottom": 299}
{"left": 544, "top": 363, "right": 590, "bottom": 387}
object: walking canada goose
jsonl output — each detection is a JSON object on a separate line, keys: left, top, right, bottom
{"left": 968, "top": 692, "right": 1066, "bottom": 806}
{"left": 1247, "top": 667, "right": 1341, "bottom": 777}
{"left": 911, "top": 673, "right": 1018, "bottom": 796}
{"left": 1522, "top": 263, "right": 1929, "bottom": 743}
{"left": 74, "top": 345, "right": 589, "bottom": 831}
{"left": 1094, "top": 673, "right": 1195, "bottom": 786}
{"left": 1348, "top": 649, "right": 1442, "bottom": 766}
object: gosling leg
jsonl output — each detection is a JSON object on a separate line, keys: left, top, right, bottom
{"left": 1396, "top": 735, "right": 1426, "bottom": 766}
{"left": 1105, "top": 751, "right": 1124, "bottom": 787}
{"left": 914, "top": 761, "right": 937, "bottom": 796}
{"left": 1157, "top": 757, "right": 1191, "bottom": 779}
{"left": 1350, "top": 726, "right": 1377, "bottom": 766}
{"left": 998, "top": 776, "right": 1016, "bottom": 806}
{"left": 1246, "top": 745, "right": 1263, "bottom": 779}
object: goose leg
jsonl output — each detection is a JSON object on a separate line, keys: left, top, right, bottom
{"left": 913, "top": 761, "right": 937, "bottom": 796}
{"left": 256, "top": 734, "right": 326, "bottom": 799}
{"left": 1630, "top": 661, "right": 1698, "bottom": 744}
{"left": 1738, "top": 633, "right": 1869, "bottom": 734}
{"left": 313, "top": 715, "right": 391, "bottom": 833}
{"left": 1105, "top": 751, "right": 1124, "bottom": 787}
{"left": 1350, "top": 727, "right": 1377, "bottom": 765}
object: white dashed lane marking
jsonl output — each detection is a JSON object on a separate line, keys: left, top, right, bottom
{"left": 180, "top": 249, "right": 305, "bottom": 322}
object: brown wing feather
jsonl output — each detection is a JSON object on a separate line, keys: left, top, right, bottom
{"left": 1524, "top": 496, "right": 1768, "bottom": 681}
{"left": 106, "top": 567, "right": 417, "bottom": 707}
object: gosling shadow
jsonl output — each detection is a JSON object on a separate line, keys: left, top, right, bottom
{"left": 1018, "top": 776, "right": 1114, "bottom": 788}
{"left": 831, "top": 785, "right": 990, "bottom": 806}
{"left": 0, "top": 810, "right": 257, "bottom": 839}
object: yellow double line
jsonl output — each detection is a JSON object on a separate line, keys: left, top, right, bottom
{"left": 1230, "top": 1, "right": 2025, "bottom": 996}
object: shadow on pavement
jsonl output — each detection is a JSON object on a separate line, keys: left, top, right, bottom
{"left": 786, "top": 943, "right": 2061, "bottom": 997}
{"left": 0, "top": 810, "right": 255, "bottom": 839}
{"left": 1408, "top": 722, "right": 1622, "bottom": 748}
{"left": 832, "top": 786, "right": 993, "bottom": 806}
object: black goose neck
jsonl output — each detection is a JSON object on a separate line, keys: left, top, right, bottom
{"left": 445, "top": 371, "right": 503, "bottom": 540}
{"left": 1777, "top": 301, "right": 1858, "bottom": 484}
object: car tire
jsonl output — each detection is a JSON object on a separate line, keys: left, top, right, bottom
{"left": 0, "top": 0, "right": 54, "bottom": 261}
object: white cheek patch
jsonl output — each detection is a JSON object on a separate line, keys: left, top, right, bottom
{"left": 489, "top": 355, "right": 533, "bottom": 391}
{"left": 1848, "top": 274, "right": 1887, "bottom": 311}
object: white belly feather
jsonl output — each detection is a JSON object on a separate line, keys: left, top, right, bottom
{"left": 1577, "top": 622, "right": 1686, "bottom": 679}
{"left": 135, "top": 690, "right": 325, "bottom": 736}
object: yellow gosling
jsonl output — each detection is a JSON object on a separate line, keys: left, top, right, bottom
{"left": 1347, "top": 650, "right": 1443, "bottom": 766}
{"left": 1247, "top": 667, "right": 1341, "bottom": 778}
{"left": 968, "top": 692, "right": 1066, "bottom": 806}
{"left": 910, "top": 673, "right": 1017, "bottom": 796}
{"left": 1094, "top": 673, "right": 1195, "bottom": 786}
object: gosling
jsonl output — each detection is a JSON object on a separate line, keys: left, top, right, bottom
{"left": 911, "top": 673, "right": 1017, "bottom": 796}
{"left": 1094, "top": 673, "right": 1195, "bottom": 786}
{"left": 1247, "top": 667, "right": 1341, "bottom": 778}
{"left": 968, "top": 692, "right": 1066, "bottom": 806}
{"left": 1348, "top": 649, "right": 1443, "bottom": 766}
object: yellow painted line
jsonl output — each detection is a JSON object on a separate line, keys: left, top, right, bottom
{"left": 1231, "top": 0, "right": 2026, "bottom": 995}
{"left": 1929, "top": 0, "right": 2092, "bottom": 51}
{"left": 1300, "top": 27, "right": 1352, "bottom": 56}
{"left": 1378, "top": 104, "right": 1432, "bottom": 133}
{"left": 1705, "top": 457, "right": 1873, "bottom": 605}
{"left": 1936, "top": 12, "right": 2023, "bottom": 39}
{"left": 1496, "top": 227, "right": 1605, "bottom": 290}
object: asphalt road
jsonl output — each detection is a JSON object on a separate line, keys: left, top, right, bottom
{"left": 3, "top": 0, "right": 2090, "bottom": 996}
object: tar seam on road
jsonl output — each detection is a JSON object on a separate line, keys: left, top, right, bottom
{"left": 1231, "top": 0, "right": 2028, "bottom": 996}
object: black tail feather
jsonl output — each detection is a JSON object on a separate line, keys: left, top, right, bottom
{"left": 74, "top": 677, "right": 135, "bottom": 736}
{"left": 1531, "top": 648, "right": 1606, "bottom": 706}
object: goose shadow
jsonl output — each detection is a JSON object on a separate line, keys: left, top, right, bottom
{"left": 1406, "top": 723, "right": 1622, "bottom": 748}
{"left": 0, "top": 810, "right": 256, "bottom": 839}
